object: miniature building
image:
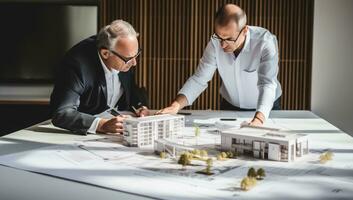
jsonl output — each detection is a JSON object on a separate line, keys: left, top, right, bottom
{"left": 123, "top": 114, "right": 185, "bottom": 147}
{"left": 220, "top": 127, "right": 309, "bottom": 162}
{"left": 154, "top": 139, "right": 194, "bottom": 158}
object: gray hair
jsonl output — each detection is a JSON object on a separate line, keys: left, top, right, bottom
{"left": 97, "top": 20, "right": 139, "bottom": 50}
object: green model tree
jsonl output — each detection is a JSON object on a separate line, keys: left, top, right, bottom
{"left": 160, "top": 152, "right": 167, "bottom": 159}
{"left": 256, "top": 168, "right": 266, "bottom": 180}
{"left": 217, "top": 154, "right": 223, "bottom": 160}
{"left": 319, "top": 151, "right": 334, "bottom": 164}
{"left": 205, "top": 158, "right": 213, "bottom": 175}
{"left": 194, "top": 125, "right": 200, "bottom": 137}
{"left": 200, "top": 150, "right": 208, "bottom": 158}
{"left": 240, "top": 177, "right": 249, "bottom": 191}
{"left": 194, "top": 125, "right": 200, "bottom": 145}
{"left": 178, "top": 153, "right": 190, "bottom": 169}
{"left": 326, "top": 151, "right": 333, "bottom": 159}
{"left": 221, "top": 152, "right": 228, "bottom": 158}
{"left": 240, "top": 176, "right": 258, "bottom": 191}
{"left": 247, "top": 167, "right": 257, "bottom": 178}
{"left": 226, "top": 151, "right": 234, "bottom": 158}
{"left": 192, "top": 149, "right": 201, "bottom": 157}
{"left": 217, "top": 152, "right": 229, "bottom": 161}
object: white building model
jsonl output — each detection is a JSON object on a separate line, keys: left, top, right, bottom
{"left": 123, "top": 114, "right": 185, "bottom": 147}
{"left": 154, "top": 139, "right": 194, "bottom": 158}
{"left": 220, "top": 127, "right": 309, "bottom": 162}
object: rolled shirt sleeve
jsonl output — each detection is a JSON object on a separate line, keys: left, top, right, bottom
{"left": 178, "top": 41, "right": 218, "bottom": 105}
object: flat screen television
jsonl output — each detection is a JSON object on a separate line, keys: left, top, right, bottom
{"left": 0, "top": 2, "right": 97, "bottom": 83}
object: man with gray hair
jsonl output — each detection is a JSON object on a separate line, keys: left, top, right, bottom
{"left": 158, "top": 4, "right": 282, "bottom": 126}
{"left": 50, "top": 20, "right": 149, "bottom": 135}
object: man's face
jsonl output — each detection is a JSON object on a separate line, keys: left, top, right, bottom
{"left": 102, "top": 36, "right": 140, "bottom": 72}
{"left": 214, "top": 22, "right": 246, "bottom": 53}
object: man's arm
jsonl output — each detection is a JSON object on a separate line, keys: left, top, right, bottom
{"left": 250, "top": 35, "right": 279, "bottom": 126}
{"left": 156, "top": 94, "right": 189, "bottom": 114}
{"left": 50, "top": 58, "right": 96, "bottom": 134}
{"left": 157, "top": 40, "right": 218, "bottom": 114}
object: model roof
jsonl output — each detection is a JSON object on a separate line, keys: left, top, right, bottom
{"left": 221, "top": 127, "right": 307, "bottom": 142}
{"left": 124, "top": 114, "right": 184, "bottom": 123}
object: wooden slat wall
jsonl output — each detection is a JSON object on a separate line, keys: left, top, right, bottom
{"left": 98, "top": 0, "right": 314, "bottom": 110}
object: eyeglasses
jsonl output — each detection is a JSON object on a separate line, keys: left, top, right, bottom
{"left": 108, "top": 48, "right": 142, "bottom": 65}
{"left": 212, "top": 27, "right": 244, "bottom": 45}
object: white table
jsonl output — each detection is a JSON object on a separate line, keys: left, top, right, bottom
{"left": 0, "top": 110, "right": 352, "bottom": 200}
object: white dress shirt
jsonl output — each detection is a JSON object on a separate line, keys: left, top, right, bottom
{"left": 87, "top": 52, "right": 124, "bottom": 133}
{"left": 179, "top": 26, "right": 282, "bottom": 119}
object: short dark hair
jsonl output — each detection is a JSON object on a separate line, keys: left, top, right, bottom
{"left": 215, "top": 5, "right": 247, "bottom": 30}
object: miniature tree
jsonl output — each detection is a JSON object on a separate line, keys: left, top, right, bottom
{"left": 194, "top": 125, "right": 201, "bottom": 145}
{"left": 221, "top": 152, "right": 228, "bottom": 159}
{"left": 226, "top": 151, "right": 234, "bottom": 158}
{"left": 247, "top": 167, "right": 257, "bottom": 178}
{"left": 256, "top": 168, "right": 266, "bottom": 180}
{"left": 249, "top": 176, "right": 257, "bottom": 186}
{"left": 194, "top": 125, "right": 200, "bottom": 137}
{"left": 185, "top": 152, "right": 194, "bottom": 161}
{"left": 160, "top": 151, "right": 167, "bottom": 159}
{"left": 216, "top": 152, "right": 229, "bottom": 161}
{"left": 319, "top": 151, "right": 334, "bottom": 164}
{"left": 240, "top": 177, "right": 251, "bottom": 191}
{"left": 233, "top": 150, "right": 238, "bottom": 158}
{"left": 200, "top": 150, "right": 208, "bottom": 158}
{"left": 205, "top": 158, "right": 213, "bottom": 175}
{"left": 319, "top": 154, "right": 327, "bottom": 164}
{"left": 217, "top": 154, "right": 223, "bottom": 160}
{"left": 240, "top": 176, "right": 257, "bottom": 191}
{"left": 192, "top": 149, "right": 201, "bottom": 157}
{"left": 178, "top": 153, "right": 191, "bottom": 169}
{"left": 326, "top": 151, "right": 333, "bottom": 160}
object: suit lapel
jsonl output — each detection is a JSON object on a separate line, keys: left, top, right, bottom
{"left": 96, "top": 56, "right": 108, "bottom": 103}
{"left": 117, "top": 72, "right": 130, "bottom": 107}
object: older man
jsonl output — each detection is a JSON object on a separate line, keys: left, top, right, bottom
{"left": 158, "top": 4, "right": 282, "bottom": 126}
{"left": 50, "top": 20, "right": 149, "bottom": 135}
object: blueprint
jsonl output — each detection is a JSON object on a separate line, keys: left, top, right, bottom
{"left": 0, "top": 118, "right": 353, "bottom": 200}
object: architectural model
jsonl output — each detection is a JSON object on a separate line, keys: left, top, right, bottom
{"left": 220, "top": 127, "right": 309, "bottom": 162}
{"left": 154, "top": 138, "right": 194, "bottom": 158}
{"left": 122, "top": 114, "right": 185, "bottom": 147}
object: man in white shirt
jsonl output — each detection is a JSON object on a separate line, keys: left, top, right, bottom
{"left": 51, "top": 20, "right": 149, "bottom": 135}
{"left": 158, "top": 4, "right": 282, "bottom": 126}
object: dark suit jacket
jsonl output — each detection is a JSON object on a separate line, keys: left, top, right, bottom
{"left": 50, "top": 36, "right": 148, "bottom": 135}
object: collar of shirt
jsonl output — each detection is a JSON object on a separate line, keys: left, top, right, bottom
{"left": 97, "top": 52, "right": 120, "bottom": 77}
{"left": 241, "top": 29, "right": 251, "bottom": 53}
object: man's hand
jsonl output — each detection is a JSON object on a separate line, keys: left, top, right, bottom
{"left": 135, "top": 106, "right": 150, "bottom": 117}
{"left": 156, "top": 94, "right": 188, "bottom": 115}
{"left": 249, "top": 111, "right": 265, "bottom": 126}
{"left": 156, "top": 101, "right": 181, "bottom": 115}
{"left": 249, "top": 117, "right": 263, "bottom": 126}
{"left": 97, "top": 115, "right": 127, "bottom": 134}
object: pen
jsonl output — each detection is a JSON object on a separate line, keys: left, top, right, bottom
{"left": 108, "top": 108, "right": 120, "bottom": 117}
{"left": 131, "top": 106, "right": 138, "bottom": 114}
{"left": 220, "top": 118, "right": 237, "bottom": 121}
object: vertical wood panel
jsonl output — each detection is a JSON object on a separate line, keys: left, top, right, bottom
{"left": 99, "top": 0, "right": 314, "bottom": 110}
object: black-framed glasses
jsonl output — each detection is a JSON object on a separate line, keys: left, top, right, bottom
{"left": 212, "top": 27, "right": 244, "bottom": 45}
{"left": 108, "top": 48, "right": 142, "bottom": 65}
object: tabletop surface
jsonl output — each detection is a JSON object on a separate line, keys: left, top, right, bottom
{"left": 0, "top": 110, "right": 352, "bottom": 200}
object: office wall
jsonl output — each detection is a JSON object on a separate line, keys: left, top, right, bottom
{"left": 66, "top": 6, "right": 97, "bottom": 49}
{"left": 99, "top": 0, "right": 314, "bottom": 110}
{"left": 0, "top": 4, "right": 97, "bottom": 136}
{"left": 312, "top": 0, "right": 353, "bottom": 136}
